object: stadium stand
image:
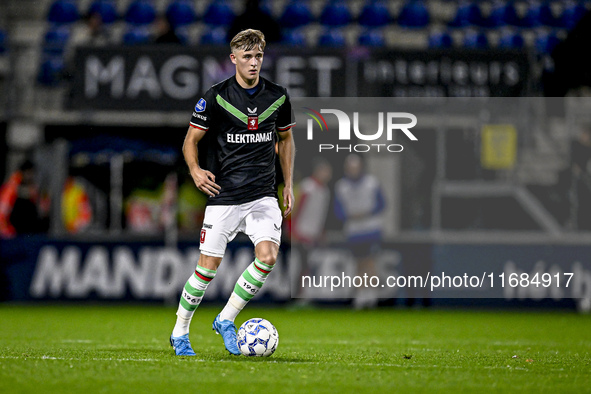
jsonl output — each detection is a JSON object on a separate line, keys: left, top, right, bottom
{"left": 358, "top": 0, "right": 392, "bottom": 27}
{"left": 202, "top": 0, "right": 236, "bottom": 27}
{"left": 397, "top": 0, "right": 431, "bottom": 28}
{"left": 448, "top": 0, "right": 485, "bottom": 28}
{"left": 521, "top": 0, "right": 557, "bottom": 28}
{"left": 87, "top": 0, "right": 119, "bottom": 25}
{"left": 200, "top": 26, "right": 228, "bottom": 45}
{"left": 463, "top": 27, "right": 489, "bottom": 48}
{"left": 0, "top": 0, "right": 586, "bottom": 92}
{"left": 37, "top": 56, "right": 65, "bottom": 86}
{"left": 122, "top": 25, "right": 152, "bottom": 45}
{"left": 358, "top": 28, "right": 386, "bottom": 47}
{"left": 281, "top": 28, "right": 307, "bottom": 46}
{"left": 497, "top": 27, "right": 525, "bottom": 48}
{"left": 47, "top": 0, "right": 79, "bottom": 25}
{"left": 558, "top": 0, "right": 587, "bottom": 29}
{"left": 486, "top": 0, "right": 520, "bottom": 27}
{"left": 42, "top": 25, "right": 70, "bottom": 56}
{"left": 428, "top": 29, "right": 453, "bottom": 48}
{"left": 124, "top": 0, "right": 157, "bottom": 26}
{"left": 320, "top": 0, "right": 353, "bottom": 27}
{"left": 166, "top": 0, "right": 197, "bottom": 28}
{"left": 280, "top": 0, "right": 315, "bottom": 28}
{"left": 318, "top": 28, "right": 347, "bottom": 46}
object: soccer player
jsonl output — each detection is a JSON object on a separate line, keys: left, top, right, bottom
{"left": 170, "top": 29, "right": 295, "bottom": 356}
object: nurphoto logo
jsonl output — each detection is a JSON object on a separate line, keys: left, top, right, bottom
{"left": 303, "top": 108, "right": 418, "bottom": 153}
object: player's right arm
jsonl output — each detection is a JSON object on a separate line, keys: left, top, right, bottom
{"left": 182, "top": 126, "right": 220, "bottom": 197}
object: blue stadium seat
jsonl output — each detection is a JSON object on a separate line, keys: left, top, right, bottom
{"left": 521, "top": 0, "right": 556, "bottom": 28}
{"left": 37, "top": 56, "right": 65, "bottom": 86}
{"left": 358, "top": 29, "right": 386, "bottom": 47}
{"left": 124, "top": 0, "right": 156, "bottom": 26}
{"left": 397, "top": 0, "right": 430, "bottom": 28}
{"left": 281, "top": 29, "right": 307, "bottom": 47}
{"left": 320, "top": 0, "right": 353, "bottom": 27}
{"left": 122, "top": 25, "right": 152, "bottom": 45}
{"left": 201, "top": 27, "right": 228, "bottom": 45}
{"left": 318, "top": 29, "right": 346, "bottom": 47}
{"left": 279, "top": 0, "right": 314, "bottom": 29}
{"left": 359, "top": 0, "right": 392, "bottom": 28}
{"left": 43, "top": 26, "right": 71, "bottom": 56}
{"left": 203, "top": 1, "right": 235, "bottom": 27}
{"left": 428, "top": 30, "right": 453, "bottom": 48}
{"left": 463, "top": 29, "right": 488, "bottom": 49}
{"left": 497, "top": 29, "right": 525, "bottom": 49}
{"left": 558, "top": 0, "right": 587, "bottom": 29}
{"left": 88, "top": 0, "right": 118, "bottom": 24}
{"left": 534, "top": 29, "right": 561, "bottom": 54}
{"left": 485, "top": 0, "right": 520, "bottom": 28}
{"left": 166, "top": 0, "right": 197, "bottom": 28}
{"left": 0, "top": 30, "right": 7, "bottom": 54}
{"left": 47, "top": 0, "right": 80, "bottom": 25}
{"left": 174, "top": 26, "right": 190, "bottom": 45}
{"left": 448, "top": 0, "right": 484, "bottom": 28}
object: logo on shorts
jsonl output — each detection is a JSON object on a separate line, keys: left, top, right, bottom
{"left": 203, "top": 223, "right": 213, "bottom": 229}
{"left": 195, "top": 98, "right": 206, "bottom": 112}
{"left": 273, "top": 223, "right": 281, "bottom": 231}
{"left": 200, "top": 229, "right": 206, "bottom": 243}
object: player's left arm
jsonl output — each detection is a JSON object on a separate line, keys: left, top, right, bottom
{"left": 277, "top": 128, "right": 295, "bottom": 218}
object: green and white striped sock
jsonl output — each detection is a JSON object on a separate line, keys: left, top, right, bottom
{"left": 172, "top": 265, "right": 216, "bottom": 337}
{"left": 219, "top": 258, "right": 274, "bottom": 322}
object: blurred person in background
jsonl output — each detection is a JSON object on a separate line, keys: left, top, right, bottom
{"left": 0, "top": 160, "right": 49, "bottom": 238}
{"left": 291, "top": 157, "right": 332, "bottom": 298}
{"left": 334, "top": 154, "right": 386, "bottom": 309}
{"left": 61, "top": 176, "right": 92, "bottom": 234}
{"left": 153, "top": 15, "right": 182, "bottom": 45}
{"left": 70, "top": 11, "right": 112, "bottom": 47}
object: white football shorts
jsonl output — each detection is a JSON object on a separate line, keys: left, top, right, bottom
{"left": 199, "top": 196, "right": 283, "bottom": 258}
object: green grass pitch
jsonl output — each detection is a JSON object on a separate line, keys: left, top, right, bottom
{"left": 1, "top": 305, "right": 590, "bottom": 393}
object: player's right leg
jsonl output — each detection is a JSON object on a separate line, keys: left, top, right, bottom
{"left": 170, "top": 254, "right": 222, "bottom": 356}
{"left": 170, "top": 204, "right": 237, "bottom": 356}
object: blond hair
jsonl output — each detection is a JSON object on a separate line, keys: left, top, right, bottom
{"left": 230, "top": 29, "right": 266, "bottom": 53}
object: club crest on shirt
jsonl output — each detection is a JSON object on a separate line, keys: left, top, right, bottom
{"left": 248, "top": 116, "right": 258, "bottom": 130}
{"left": 195, "top": 98, "right": 206, "bottom": 112}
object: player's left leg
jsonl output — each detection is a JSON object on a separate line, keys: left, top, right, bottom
{"left": 218, "top": 241, "right": 279, "bottom": 323}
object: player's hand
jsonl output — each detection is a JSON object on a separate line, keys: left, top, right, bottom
{"left": 191, "top": 168, "right": 220, "bottom": 197}
{"left": 282, "top": 185, "right": 293, "bottom": 218}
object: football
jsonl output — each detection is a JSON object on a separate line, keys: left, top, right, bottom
{"left": 237, "top": 318, "right": 279, "bottom": 357}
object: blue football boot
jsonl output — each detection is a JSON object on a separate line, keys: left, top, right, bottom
{"left": 170, "top": 334, "right": 196, "bottom": 356}
{"left": 212, "top": 315, "right": 241, "bottom": 355}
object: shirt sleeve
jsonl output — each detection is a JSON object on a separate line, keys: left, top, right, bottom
{"left": 189, "top": 89, "right": 214, "bottom": 131}
{"left": 276, "top": 89, "right": 296, "bottom": 132}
